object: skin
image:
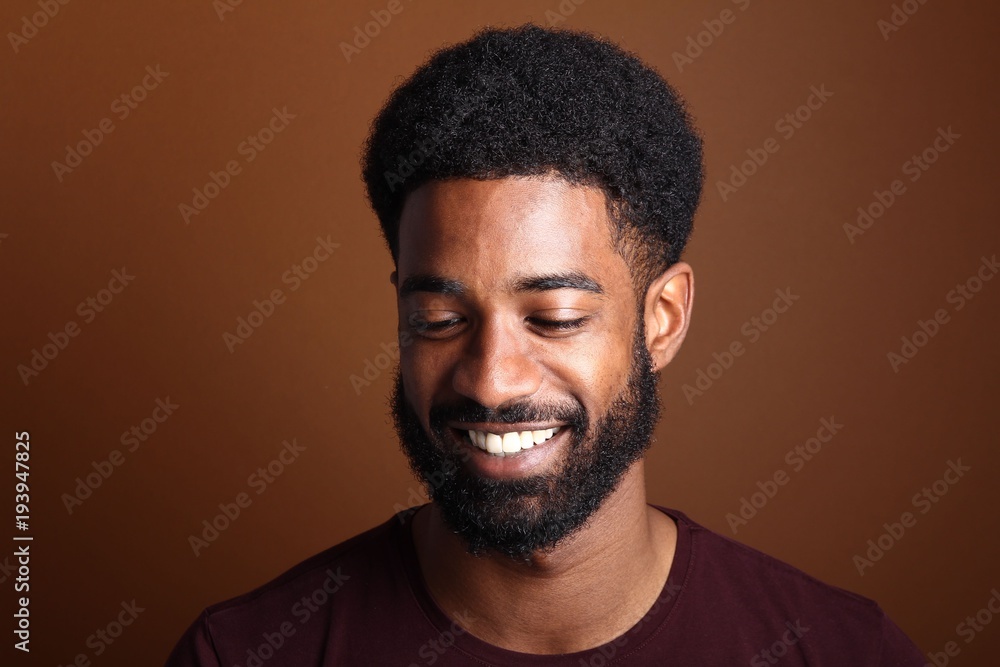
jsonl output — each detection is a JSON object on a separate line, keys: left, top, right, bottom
{"left": 392, "top": 173, "right": 694, "bottom": 654}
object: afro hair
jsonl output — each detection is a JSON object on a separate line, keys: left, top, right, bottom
{"left": 361, "top": 23, "right": 704, "bottom": 294}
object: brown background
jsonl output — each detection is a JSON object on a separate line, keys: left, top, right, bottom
{"left": 2, "top": 0, "right": 999, "bottom": 664}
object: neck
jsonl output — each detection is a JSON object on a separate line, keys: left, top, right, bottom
{"left": 411, "top": 462, "right": 676, "bottom": 654}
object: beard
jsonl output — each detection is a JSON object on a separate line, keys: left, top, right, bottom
{"left": 391, "top": 322, "right": 661, "bottom": 562}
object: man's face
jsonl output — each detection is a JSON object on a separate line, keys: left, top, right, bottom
{"left": 391, "top": 175, "right": 661, "bottom": 560}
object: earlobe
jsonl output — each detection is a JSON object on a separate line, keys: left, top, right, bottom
{"left": 644, "top": 262, "right": 694, "bottom": 371}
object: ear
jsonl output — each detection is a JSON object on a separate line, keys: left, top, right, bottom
{"left": 390, "top": 271, "right": 398, "bottom": 288}
{"left": 643, "top": 262, "right": 694, "bottom": 372}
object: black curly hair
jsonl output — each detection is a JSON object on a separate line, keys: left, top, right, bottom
{"left": 361, "top": 23, "right": 704, "bottom": 295}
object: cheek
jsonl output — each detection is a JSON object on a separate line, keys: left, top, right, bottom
{"left": 555, "top": 326, "right": 636, "bottom": 410}
{"left": 399, "top": 350, "right": 423, "bottom": 398}
{"left": 399, "top": 344, "right": 446, "bottom": 411}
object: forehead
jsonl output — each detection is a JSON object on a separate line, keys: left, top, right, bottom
{"left": 396, "top": 176, "right": 624, "bottom": 289}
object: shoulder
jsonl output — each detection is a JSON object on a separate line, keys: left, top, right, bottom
{"left": 655, "top": 506, "right": 924, "bottom": 664}
{"left": 205, "top": 509, "right": 407, "bottom": 622}
{"left": 665, "top": 505, "right": 880, "bottom": 612}
{"left": 165, "top": 509, "right": 414, "bottom": 666}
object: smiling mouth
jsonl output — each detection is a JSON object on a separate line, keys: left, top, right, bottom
{"left": 461, "top": 427, "right": 561, "bottom": 457}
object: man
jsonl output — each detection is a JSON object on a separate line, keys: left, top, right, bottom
{"left": 167, "top": 24, "right": 925, "bottom": 665}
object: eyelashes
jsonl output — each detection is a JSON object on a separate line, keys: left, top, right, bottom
{"left": 408, "top": 315, "right": 591, "bottom": 337}
{"left": 410, "top": 317, "right": 461, "bottom": 333}
{"left": 529, "top": 317, "right": 589, "bottom": 331}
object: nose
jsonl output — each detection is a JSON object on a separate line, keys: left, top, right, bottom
{"left": 451, "top": 318, "right": 542, "bottom": 410}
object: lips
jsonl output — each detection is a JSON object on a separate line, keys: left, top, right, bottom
{"left": 463, "top": 427, "right": 561, "bottom": 456}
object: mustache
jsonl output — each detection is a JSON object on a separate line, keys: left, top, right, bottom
{"left": 428, "top": 398, "right": 588, "bottom": 432}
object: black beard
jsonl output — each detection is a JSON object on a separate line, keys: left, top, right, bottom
{"left": 391, "top": 323, "right": 660, "bottom": 562}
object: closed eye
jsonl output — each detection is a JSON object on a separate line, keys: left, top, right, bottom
{"left": 528, "top": 316, "right": 590, "bottom": 332}
{"left": 409, "top": 314, "right": 463, "bottom": 336}
{"left": 408, "top": 314, "right": 592, "bottom": 338}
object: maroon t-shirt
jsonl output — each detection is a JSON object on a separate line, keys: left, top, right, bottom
{"left": 165, "top": 505, "right": 925, "bottom": 666}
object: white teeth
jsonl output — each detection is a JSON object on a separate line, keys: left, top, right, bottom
{"left": 485, "top": 433, "right": 503, "bottom": 454}
{"left": 465, "top": 427, "right": 560, "bottom": 456}
{"left": 519, "top": 431, "right": 534, "bottom": 449}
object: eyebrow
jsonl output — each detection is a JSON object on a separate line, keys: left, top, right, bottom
{"left": 398, "top": 271, "right": 604, "bottom": 298}
{"left": 398, "top": 275, "right": 466, "bottom": 298}
{"left": 512, "top": 272, "right": 604, "bottom": 295}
